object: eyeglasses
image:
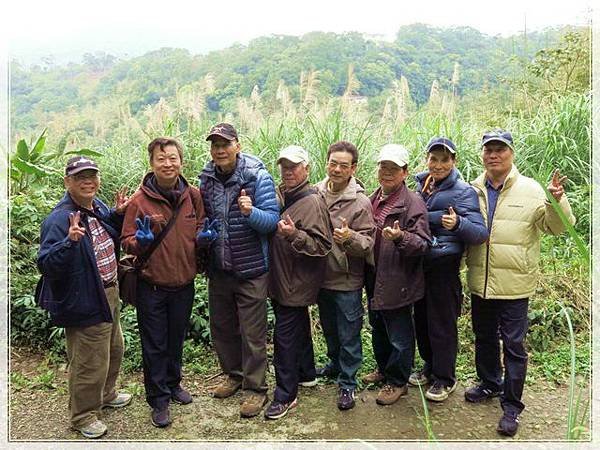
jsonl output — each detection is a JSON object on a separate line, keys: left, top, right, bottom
{"left": 71, "top": 172, "right": 99, "bottom": 181}
{"left": 327, "top": 161, "right": 354, "bottom": 170}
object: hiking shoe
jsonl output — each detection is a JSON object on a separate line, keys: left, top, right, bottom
{"left": 151, "top": 407, "right": 171, "bottom": 428}
{"left": 298, "top": 378, "right": 318, "bottom": 387}
{"left": 316, "top": 365, "right": 339, "bottom": 379}
{"left": 464, "top": 383, "right": 503, "bottom": 403}
{"left": 171, "top": 387, "right": 193, "bottom": 405}
{"left": 497, "top": 411, "right": 520, "bottom": 437}
{"left": 212, "top": 376, "right": 242, "bottom": 398}
{"left": 425, "top": 380, "right": 457, "bottom": 402}
{"left": 102, "top": 392, "right": 132, "bottom": 408}
{"left": 376, "top": 384, "right": 408, "bottom": 405}
{"left": 264, "top": 398, "right": 298, "bottom": 420}
{"left": 240, "top": 391, "right": 268, "bottom": 418}
{"left": 337, "top": 388, "right": 356, "bottom": 411}
{"left": 408, "top": 369, "right": 431, "bottom": 387}
{"left": 362, "top": 370, "right": 385, "bottom": 384}
{"left": 75, "top": 420, "right": 107, "bottom": 439}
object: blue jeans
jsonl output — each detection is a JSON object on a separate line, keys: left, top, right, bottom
{"left": 368, "top": 304, "right": 415, "bottom": 386}
{"left": 317, "top": 288, "right": 364, "bottom": 389}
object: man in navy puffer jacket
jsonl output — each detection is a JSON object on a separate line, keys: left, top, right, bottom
{"left": 198, "top": 123, "right": 279, "bottom": 418}
{"left": 411, "top": 137, "right": 488, "bottom": 402}
{"left": 37, "top": 156, "right": 131, "bottom": 438}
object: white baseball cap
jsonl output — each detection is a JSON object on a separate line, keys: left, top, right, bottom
{"left": 277, "top": 145, "right": 310, "bottom": 165}
{"left": 377, "top": 144, "right": 409, "bottom": 168}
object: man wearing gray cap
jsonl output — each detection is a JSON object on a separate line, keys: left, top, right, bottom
{"left": 198, "top": 123, "right": 279, "bottom": 418}
{"left": 464, "top": 130, "right": 575, "bottom": 437}
{"left": 265, "top": 145, "right": 332, "bottom": 420}
{"left": 36, "top": 156, "right": 131, "bottom": 438}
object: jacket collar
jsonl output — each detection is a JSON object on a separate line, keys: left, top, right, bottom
{"left": 370, "top": 182, "right": 408, "bottom": 213}
{"left": 415, "top": 167, "right": 460, "bottom": 191}
{"left": 472, "top": 164, "right": 520, "bottom": 192}
{"left": 140, "top": 172, "right": 190, "bottom": 205}
{"left": 316, "top": 176, "right": 364, "bottom": 202}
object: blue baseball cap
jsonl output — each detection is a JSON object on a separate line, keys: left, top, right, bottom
{"left": 481, "top": 130, "right": 514, "bottom": 149}
{"left": 425, "top": 137, "right": 456, "bottom": 154}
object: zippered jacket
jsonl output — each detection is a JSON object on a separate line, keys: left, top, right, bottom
{"left": 316, "top": 177, "right": 375, "bottom": 291}
{"left": 199, "top": 153, "right": 279, "bottom": 279}
{"left": 466, "top": 165, "right": 575, "bottom": 299}
{"left": 121, "top": 173, "right": 205, "bottom": 288}
{"left": 37, "top": 193, "right": 123, "bottom": 327}
{"left": 415, "top": 168, "right": 488, "bottom": 261}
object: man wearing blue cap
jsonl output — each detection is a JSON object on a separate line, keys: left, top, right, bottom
{"left": 464, "top": 130, "right": 575, "bottom": 437}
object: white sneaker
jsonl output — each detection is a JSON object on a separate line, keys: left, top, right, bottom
{"left": 102, "top": 392, "right": 132, "bottom": 408}
{"left": 76, "top": 420, "right": 107, "bottom": 439}
{"left": 298, "top": 379, "right": 318, "bottom": 387}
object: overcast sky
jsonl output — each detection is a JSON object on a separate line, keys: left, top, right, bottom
{"left": 3, "top": 0, "right": 592, "bottom": 65}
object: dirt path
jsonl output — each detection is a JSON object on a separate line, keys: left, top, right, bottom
{"left": 8, "top": 348, "right": 585, "bottom": 442}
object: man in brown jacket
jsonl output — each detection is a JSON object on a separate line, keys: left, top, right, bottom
{"left": 314, "top": 141, "right": 375, "bottom": 411}
{"left": 265, "top": 145, "right": 333, "bottom": 420}
{"left": 363, "top": 144, "right": 431, "bottom": 406}
{"left": 121, "top": 137, "right": 205, "bottom": 428}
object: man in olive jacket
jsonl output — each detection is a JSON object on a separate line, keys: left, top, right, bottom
{"left": 465, "top": 130, "right": 575, "bottom": 437}
{"left": 265, "top": 145, "right": 333, "bottom": 420}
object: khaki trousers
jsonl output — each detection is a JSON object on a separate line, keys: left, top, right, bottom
{"left": 65, "top": 285, "right": 124, "bottom": 428}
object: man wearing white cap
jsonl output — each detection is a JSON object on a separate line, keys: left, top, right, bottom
{"left": 265, "top": 145, "right": 333, "bottom": 419}
{"left": 362, "top": 144, "right": 431, "bottom": 406}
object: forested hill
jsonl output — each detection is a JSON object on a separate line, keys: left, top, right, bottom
{"left": 11, "top": 24, "right": 569, "bottom": 134}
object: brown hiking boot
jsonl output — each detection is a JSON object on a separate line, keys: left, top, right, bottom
{"left": 239, "top": 391, "right": 268, "bottom": 418}
{"left": 376, "top": 384, "right": 408, "bottom": 405}
{"left": 212, "top": 376, "right": 242, "bottom": 398}
{"left": 362, "top": 370, "right": 385, "bottom": 384}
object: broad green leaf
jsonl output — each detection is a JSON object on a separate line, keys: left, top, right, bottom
{"left": 30, "top": 128, "right": 48, "bottom": 161}
{"left": 64, "top": 148, "right": 103, "bottom": 157}
{"left": 16, "top": 140, "right": 29, "bottom": 161}
{"left": 11, "top": 158, "right": 48, "bottom": 177}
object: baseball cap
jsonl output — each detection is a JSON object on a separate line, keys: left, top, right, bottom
{"left": 481, "top": 130, "right": 514, "bottom": 149}
{"left": 377, "top": 144, "right": 409, "bottom": 168}
{"left": 277, "top": 145, "right": 310, "bottom": 165}
{"left": 426, "top": 137, "right": 456, "bottom": 154}
{"left": 206, "top": 123, "right": 239, "bottom": 141}
{"left": 65, "top": 156, "right": 99, "bottom": 176}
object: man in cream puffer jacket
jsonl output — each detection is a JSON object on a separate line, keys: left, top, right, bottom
{"left": 464, "top": 130, "right": 575, "bottom": 438}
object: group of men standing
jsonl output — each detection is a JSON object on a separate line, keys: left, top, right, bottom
{"left": 36, "top": 122, "right": 574, "bottom": 439}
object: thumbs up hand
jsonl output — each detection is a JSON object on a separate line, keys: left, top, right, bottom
{"left": 135, "top": 215, "right": 154, "bottom": 247}
{"left": 238, "top": 188, "right": 253, "bottom": 216}
{"left": 382, "top": 220, "right": 403, "bottom": 241}
{"left": 196, "top": 218, "right": 219, "bottom": 243}
{"left": 333, "top": 217, "right": 351, "bottom": 245}
{"left": 441, "top": 206, "right": 458, "bottom": 230}
{"left": 277, "top": 214, "right": 297, "bottom": 237}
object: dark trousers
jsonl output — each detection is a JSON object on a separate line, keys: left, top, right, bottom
{"left": 136, "top": 279, "right": 194, "bottom": 409}
{"left": 272, "top": 301, "right": 316, "bottom": 403}
{"left": 368, "top": 304, "right": 415, "bottom": 386}
{"left": 208, "top": 271, "right": 268, "bottom": 393}
{"left": 317, "top": 288, "right": 363, "bottom": 389}
{"left": 471, "top": 294, "right": 529, "bottom": 414}
{"left": 414, "top": 254, "right": 462, "bottom": 386}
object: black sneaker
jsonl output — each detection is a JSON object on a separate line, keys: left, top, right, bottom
{"left": 264, "top": 398, "right": 298, "bottom": 420}
{"left": 171, "top": 387, "right": 193, "bottom": 405}
{"left": 408, "top": 369, "right": 431, "bottom": 387}
{"left": 337, "top": 388, "right": 356, "bottom": 411}
{"left": 151, "top": 407, "right": 171, "bottom": 428}
{"left": 315, "top": 365, "right": 339, "bottom": 379}
{"left": 464, "top": 383, "right": 502, "bottom": 403}
{"left": 497, "top": 411, "right": 519, "bottom": 437}
{"left": 425, "top": 380, "right": 457, "bottom": 402}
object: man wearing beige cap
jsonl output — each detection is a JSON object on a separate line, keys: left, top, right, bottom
{"left": 265, "top": 145, "right": 332, "bottom": 419}
{"left": 362, "top": 144, "right": 431, "bottom": 406}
